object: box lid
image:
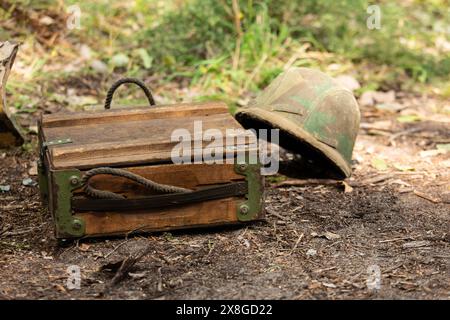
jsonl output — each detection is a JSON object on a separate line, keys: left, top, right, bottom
{"left": 40, "top": 102, "right": 253, "bottom": 170}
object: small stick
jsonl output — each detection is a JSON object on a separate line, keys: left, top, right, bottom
{"left": 274, "top": 179, "right": 342, "bottom": 188}
{"left": 413, "top": 190, "right": 441, "bottom": 203}
{"left": 105, "top": 245, "right": 153, "bottom": 292}
{"left": 355, "top": 174, "right": 392, "bottom": 186}
{"left": 267, "top": 209, "right": 287, "bottom": 221}
{"left": 104, "top": 239, "right": 131, "bottom": 259}
{"left": 289, "top": 233, "right": 304, "bottom": 255}
{"left": 379, "top": 236, "right": 415, "bottom": 243}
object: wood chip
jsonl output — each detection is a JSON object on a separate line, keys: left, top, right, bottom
{"left": 323, "top": 231, "right": 341, "bottom": 240}
{"left": 341, "top": 181, "right": 353, "bottom": 193}
{"left": 402, "top": 240, "right": 431, "bottom": 249}
{"left": 356, "top": 174, "right": 392, "bottom": 186}
{"left": 289, "top": 233, "right": 304, "bottom": 254}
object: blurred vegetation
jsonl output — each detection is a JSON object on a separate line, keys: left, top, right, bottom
{"left": 0, "top": 0, "right": 449, "bottom": 110}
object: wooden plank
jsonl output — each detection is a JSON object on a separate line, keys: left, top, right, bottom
{"left": 51, "top": 140, "right": 255, "bottom": 170}
{"left": 74, "top": 197, "right": 241, "bottom": 236}
{"left": 41, "top": 102, "right": 229, "bottom": 128}
{"left": 44, "top": 113, "right": 238, "bottom": 146}
{"left": 44, "top": 112, "right": 255, "bottom": 169}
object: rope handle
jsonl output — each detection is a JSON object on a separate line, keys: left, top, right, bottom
{"left": 104, "top": 78, "right": 156, "bottom": 110}
{"left": 81, "top": 167, "right": 192, "bottom": 199}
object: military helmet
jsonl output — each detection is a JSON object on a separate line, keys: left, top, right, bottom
{"left": 235, "top": 67, "right": 360, "bottom": 179}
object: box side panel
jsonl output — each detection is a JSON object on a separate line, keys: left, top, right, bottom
{"left": 75, "top": 197, "right": 241, "bottom": 237}
{"left": 66, "top": 163, "right": 264, "bottom": 238}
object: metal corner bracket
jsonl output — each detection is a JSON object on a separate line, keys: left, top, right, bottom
{"left": 234, "top": 161, "right": 264, "bottom": 222}
{"left": 52, "top": 169, "right": 86, "bottom": 238}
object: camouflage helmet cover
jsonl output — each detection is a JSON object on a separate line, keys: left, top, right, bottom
{"left": 235, "top": 67, "right": 360, "bottom": 178}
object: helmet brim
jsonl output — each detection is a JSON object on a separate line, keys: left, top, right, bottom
{"left": 235, "top": 107, "right": 352, "bottom": 179}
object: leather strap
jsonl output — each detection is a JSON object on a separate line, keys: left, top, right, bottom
{"left": 72, "top": 181, "right": 247, "bottom": 212}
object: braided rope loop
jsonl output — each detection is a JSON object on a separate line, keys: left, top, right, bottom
{"left": 81, "top": 167, "right": 192, "bottom": 199}
{"left": 104, "top": 78, "right": 156, "bottom": 110}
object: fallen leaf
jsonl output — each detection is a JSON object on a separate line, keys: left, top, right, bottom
{"left": 308, "top": 280, "right": 322, "bottom": 289}
{"left": 341, "top": 181, "right": 353, "bottom": 193}
{"left": 359, "top": 91, "right": 375, "bottom": 107}
{"left": 54, "top": 284, "right": 67, "bottom": 293}
{"left": 90, "top": 59, "right": 108, "bottom": 73}
{"left": 371, "top": 158, "right": 388, "bottom": 171}
{"left": 442, "top": 159, "right": 450, "bottom": 168}
{"left": 335, "top": 75, "right": 360, "bottom": 91}
{"left": 322, "top": 282, "right": 337, "bottom": 288}
{"left": 372, "top": 90, "right": 396, "bottom": 104}
{"left": 397, "top": 114, "right": 422, "bottom": 123}
{"left": 79, "top": 44, "right": 92, "bottom": 60}
{"left": 136, "top": 48, "right": 153, "bottom": 69}
{"left": 413, "top": 190, "right": 441, "bottom": 203}
{"left": 436, "top": 144, "right": 450, "bottom": 152}
{"left": 393, "top": 163, "right": 415, "bottom": 172}
{"left": 435, "top": 36, "right": 450, "bottom": 52}
{"left": 375, "top": 103, "right": 404, "bottom": 113}
{"left": 78, "top": 243, "right": 91, "bottom": 252}
{"left": 28, "top": 163, "right": 38, "bottom": 176}
{"left": 361, "top": 120, "right": 392, "bottom": 131}
{"left": 419, "top": 149, "right": 446, "bottom": 158}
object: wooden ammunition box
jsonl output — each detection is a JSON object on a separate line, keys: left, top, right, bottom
{"left": 37, "top": 102, "right": 265, "bottom": 239}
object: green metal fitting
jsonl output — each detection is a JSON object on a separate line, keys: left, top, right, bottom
{"left": 51, "top": 169, "right": 86, "bottom": 238}
{"left": 234, "top": 161, "right": 264, "bottom": 222}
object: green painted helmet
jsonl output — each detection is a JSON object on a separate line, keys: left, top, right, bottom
{"left": 235, "top": 67, "right": 360, "bottom": 179}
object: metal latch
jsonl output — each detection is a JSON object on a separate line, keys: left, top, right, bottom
{"left": 40, "top": 138, "right": 72, "bottom": 159}
{"left": 43, "top": 138, "right": 73, "bottom": 148}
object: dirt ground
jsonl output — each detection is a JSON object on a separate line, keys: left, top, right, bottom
{"left": 0, "top": 91, "right": 449, "bottom": 300}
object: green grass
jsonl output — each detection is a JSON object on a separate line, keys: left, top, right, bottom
{"left": 1, "top": 0, "right": 449, "bottom": 109}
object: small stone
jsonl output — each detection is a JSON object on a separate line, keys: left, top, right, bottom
{"left": 22, "top": 178, "right": 37, "bottom": 187}
{"left": 0, "top": 185, "right": 11, "bottom": 192}
{"left": 359, "top": 91, "right": 375, "bottom": 106}
{"left": 323, "top": 231, "right": 341, "bottom": 240}
{"left": 335, "top": 75, "right": 361, "bottom": 92}
{"left": 306, "top": 249, "right": 317, "bottom": 257}
{"left": 80, "top": 44, "right": 92, "bottom": 60}
{"left": 372, "top": 90, "right": 396, "bottom": 104}
{"left": 90, "top": 59, "right": 108, "bottom": 74}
